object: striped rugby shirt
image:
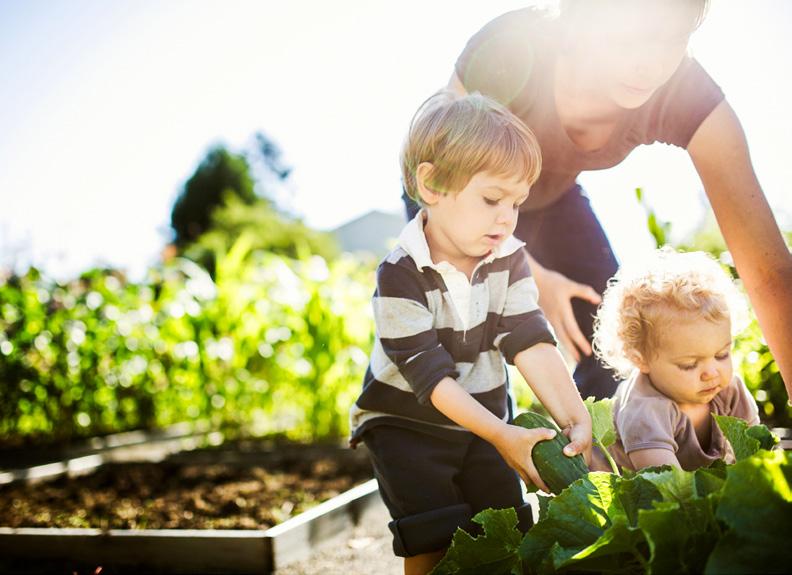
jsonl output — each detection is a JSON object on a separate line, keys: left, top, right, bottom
{"left": 349, "top": 211, "right": 556, "bottom": 445}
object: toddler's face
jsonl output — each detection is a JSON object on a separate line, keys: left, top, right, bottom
{"left": 423, "top": 171, "right": 530, "bottom": 269}
{"left": 639, "top": 315, "right": 733, "bottom": 406}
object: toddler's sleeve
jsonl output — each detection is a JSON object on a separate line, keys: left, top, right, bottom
{"left": 494, "top": 249, "right": 556, "bottom": 364}
{"left": 726, "top": 376, "right": 761, "bottom": 427}
{"left": 373, "top": 261, "right": 458, "bottom": 405}
{"left": 616, "top": 397, "right": 680, "bottom": 455}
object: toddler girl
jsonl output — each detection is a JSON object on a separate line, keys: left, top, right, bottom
{"left": 593, "top": 249, "right": 760, "bottom": 471}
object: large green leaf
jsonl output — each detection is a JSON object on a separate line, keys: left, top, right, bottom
{"left": 584, "top": 397, "right": 617, "bottom": 449}
{"left": 705, "top": 450, "right": 792, "bottom": 574}
{"left": 746, "top": 422, "right": 779, "bottom": 450}
{"left": 713, "top": 414, "right": 778, "bottom": 460}
{"left": 430, "top": 508, "right": 523, "bottom": 575}
{"left": 638, "top": 497, "right": 720, "bottom": 574}
{"left": 637, "top": 465, "right": 696, "bottom": 503}
{"left": 519, "top": 472, "right": 661, "bottom": 574}
{"left": 693, "top": 460, "right": 727, "bottom": 499}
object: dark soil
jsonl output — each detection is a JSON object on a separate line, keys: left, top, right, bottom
{"left": 0, "top": 440, "right": 373, "bottom": 530}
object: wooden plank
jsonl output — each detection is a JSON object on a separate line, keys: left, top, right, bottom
{"left": 0, "top": 430, "right": 224, "bottom": 486}
{"left": 265, "top": 479, "right": 381, "bottom": 569}
{"left": 0, "top": 479, "right": 385, "bottom": 574}
{"left": 0, "top": 528, "right": 271, "bottom": 575}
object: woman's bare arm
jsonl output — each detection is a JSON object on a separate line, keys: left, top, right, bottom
{"left": 688, "top": 100, "right": 792, "bottom": 400}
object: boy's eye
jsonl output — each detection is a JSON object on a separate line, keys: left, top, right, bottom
{"left": 483, "top": 197, "right": 499, "bottom": 206}
{"left": 678, "top": 363, "right": 697, "bottom": 371}
{"left": 716, "top": 351, "right": 731, "bottom": 361}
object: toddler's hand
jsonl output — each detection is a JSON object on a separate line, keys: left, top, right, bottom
{"left": 562, "top": 421, "right": 593, "bottom": 466}
{"left": 492, "top": 424, "right": 556, "bottom": 493}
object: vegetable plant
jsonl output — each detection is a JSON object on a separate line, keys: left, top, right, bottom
{"left": 430, "top": 401, "right": 789, "bottom": 575}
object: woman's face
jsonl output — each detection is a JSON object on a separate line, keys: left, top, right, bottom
{"left": 570, "top": 2, "right": 701, "bottom": 109}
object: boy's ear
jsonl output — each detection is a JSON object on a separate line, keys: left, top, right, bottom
{"left": 416, "top": 162, "right": 442, "bottom": 206}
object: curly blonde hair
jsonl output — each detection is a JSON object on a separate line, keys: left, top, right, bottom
{"left": 593, "top": 248, "right": 747, "bottom": 378}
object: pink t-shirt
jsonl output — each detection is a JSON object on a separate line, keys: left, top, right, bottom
{"left": 609, "top": 371, "right": 760, "bottom": 471}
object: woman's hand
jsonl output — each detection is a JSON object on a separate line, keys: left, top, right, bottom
{"left": 532, "top": 265, "right": 601, "bottom": 362}
{"left": 491, "top": 423, "right": 557, "bottom": 493}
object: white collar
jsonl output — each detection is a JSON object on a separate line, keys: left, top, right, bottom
{"left": 397, "top": 210, "right": 525, "bottom": 273}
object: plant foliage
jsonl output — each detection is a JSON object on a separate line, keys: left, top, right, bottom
{"left": 0, "top": 239, "right": 374, "bottom": 446}
{"left": 430, "top": 403, "right": 789, "bottom": 575}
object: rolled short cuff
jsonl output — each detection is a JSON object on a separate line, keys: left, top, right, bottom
{"left": 388, "top": 503, "right": 472, "bottom": 557}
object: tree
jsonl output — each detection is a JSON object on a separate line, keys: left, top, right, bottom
{"left": 168, "top": 133, "right": 339, "bottom": 276}
{"left": 170, "top": 146, "right": 257, "bottom": 247}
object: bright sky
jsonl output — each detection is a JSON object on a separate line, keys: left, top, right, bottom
{"left": 1, "top": 0, "right": 790, "bottom": 281}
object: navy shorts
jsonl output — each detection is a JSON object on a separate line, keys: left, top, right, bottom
{"left": 403, "top": 183, "right": 620, "bottom": 399}
{"left": 362, "top": 425, "right": 534, "bottom": 557}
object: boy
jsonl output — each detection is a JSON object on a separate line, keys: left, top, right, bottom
{"left": 350, "top": 91, "right": 592, "bottom": 575}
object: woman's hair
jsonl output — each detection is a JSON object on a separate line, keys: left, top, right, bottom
{"left": 593, "top": 248, "right": 747, "bottom": 378}
{"left": 559, "top": 0, "right": 710, "bottom": 30}
{"left": 400, "top": 90, "right": 541, "bottom": 205}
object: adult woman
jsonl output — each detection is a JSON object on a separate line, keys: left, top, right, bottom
{"left": 403, "top": 0, "right": 792, "bottom": 401}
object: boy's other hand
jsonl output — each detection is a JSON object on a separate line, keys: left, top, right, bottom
{"left": 562, "top": 421, "right": 593, "bottom": 466}
{"left": 492, "top": 424, "right": 556, "bottom": 493}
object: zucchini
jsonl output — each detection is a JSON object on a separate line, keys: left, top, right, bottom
{"left": 513, "top": 410, "right": 589, "bottom": 495}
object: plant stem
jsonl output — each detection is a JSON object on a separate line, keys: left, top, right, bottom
{"left": 595, "top": 438, "right": 621, "bottom": 476}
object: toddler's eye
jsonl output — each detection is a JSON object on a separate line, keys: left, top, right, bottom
{"left": 678, "top": 363, "right": 696, "bottom": 371}
{"left": 483, "top": 197, "right": 499, "bottom": 206}
{"left": 716, "top": 351, "right": 731, "bottom": 361}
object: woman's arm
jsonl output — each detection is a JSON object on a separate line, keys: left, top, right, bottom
{"left": 688, "top": 100, "right": 792, "bottom": 399}
{"left": 628, "top": 448, "right": 681, "bottom": 470}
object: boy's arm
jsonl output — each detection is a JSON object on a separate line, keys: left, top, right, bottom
{"left": 372, "top": 261, "right": 458, "bottom": 404}
{"left": 628, "top": 448, "right": 681, "bottom": 470}
{"left": 430, "top": 376, "right": 556, "bottom": 492}
{"left": 513, "top": 343, "right": 593, "bottom": 462}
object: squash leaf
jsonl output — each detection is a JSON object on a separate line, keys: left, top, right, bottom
{"left": 584, "top": 396, "right": 617, "bottom": 449}
{"left": 519, "top": 472, "right": 661, "bottom": 574}
{"left": 713, "top": 414, "right": 778, "bottom": 460}
{"left": 705, "top": 450, "right": 792, "bottom": 574}
{"left": 430, "top": 507, "right": 523, "bottom": 575}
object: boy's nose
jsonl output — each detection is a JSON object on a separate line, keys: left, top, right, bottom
{"left": 496, "top": 207, "right": 515, "bottom": 225}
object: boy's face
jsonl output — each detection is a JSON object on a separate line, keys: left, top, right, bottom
{"left": 422, "top": 171, "right": 530, "bottom": 270}
{"left": 639, "top": 315, "right": 733, "bottom": 407}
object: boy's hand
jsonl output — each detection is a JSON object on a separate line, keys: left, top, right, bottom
{"left": 491, "top": 423, "right": 556, "bottom": 493}
{"left": 561, "top": 421, "right": 593, "bottom": 466}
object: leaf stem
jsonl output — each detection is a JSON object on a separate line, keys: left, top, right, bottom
{"left": 594, "top": 438, "right": 621, "bottom": 476}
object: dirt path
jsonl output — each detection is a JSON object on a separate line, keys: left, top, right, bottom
{"left": 275, "top": 501, "right": 401, "bottom": 575}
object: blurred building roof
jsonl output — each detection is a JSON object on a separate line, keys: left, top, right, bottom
{"left": 331, "top": 210, "right": 405, "bottom": 258}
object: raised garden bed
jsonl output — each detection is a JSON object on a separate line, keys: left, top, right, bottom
{"left": 0, "top": 437, "right": 382, "bottom": 574}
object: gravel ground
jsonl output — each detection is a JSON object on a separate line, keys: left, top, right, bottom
{"left": 275, "top": 501, "right": 402, "bottom": 575}
{"left": 275, "top": 492, "right": 541, "bottom": 575}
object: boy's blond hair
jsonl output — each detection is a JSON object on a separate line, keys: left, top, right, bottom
{"left": 401, "top": 91, "right": 541, "bottom": 204}
{"left": 593, "top": 248, "right": 747, "bottom": 378}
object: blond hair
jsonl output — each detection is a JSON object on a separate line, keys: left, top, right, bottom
{"left": 401, "top": 91, "right": 541, "bottom": 204}
{"left": 593, "top": 248, "right": 747, "bottom": 378}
